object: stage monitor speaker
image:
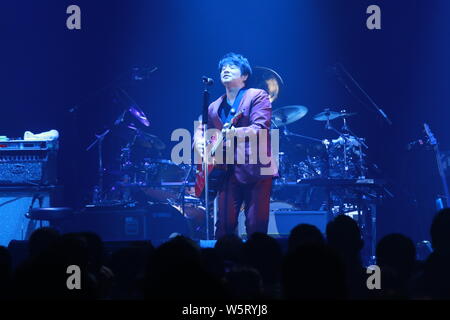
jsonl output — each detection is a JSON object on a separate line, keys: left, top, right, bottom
{"left": 54, "top": 203, "right": 190, "bottom": 243}
{"left": 238, "top": 201, "right": 328, "bottom": 238}
{"left": 0, "top": 187, "right": 53, "bottom": 247}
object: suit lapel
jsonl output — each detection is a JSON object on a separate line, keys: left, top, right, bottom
{"left": 235, "top": 89, "right": 249, "bottom": 116}
{"left": 211, "top": 89, "right": 250, "bottom": 130}
{"left": 211, "top": 94, "right": 225, "bottom": 130}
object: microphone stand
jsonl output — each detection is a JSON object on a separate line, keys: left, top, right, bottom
{"left": 334, "top": 63, "right": 392, "bottom": 125}
{"left": 201, "top": 82, "right": 211, "bottom": 240}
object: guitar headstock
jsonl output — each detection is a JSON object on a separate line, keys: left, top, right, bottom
{"left": 424, "top": 123, "right": 437, "bottom": 146}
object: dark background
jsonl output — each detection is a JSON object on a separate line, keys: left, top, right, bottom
{"left": 2, "top": 0, "right": 449, "bottom": 244}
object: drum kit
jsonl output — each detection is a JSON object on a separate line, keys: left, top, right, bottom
{"left": 86, "top": 98, "right": 210, "bottom": 238}
{"left": 273, "top": 106, "right": 368, "bottom": 183}
{"left": 86, "top": 66, "right": 382, "bottom": 240}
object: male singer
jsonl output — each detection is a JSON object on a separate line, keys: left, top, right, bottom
{"left": 194, "top": 52, "right": 275, "bottom": 239}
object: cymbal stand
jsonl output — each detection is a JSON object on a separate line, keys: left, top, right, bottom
{"left": 283, "top": 126, "right": 324, "bottom": 143}
{"left": 324, "top": 114, "right": 350, "bottom": 177}
{"left": 340, "top": 111, "right": 368, "bottom": 177}
{"left": 178, "top": 164, "right": 194, "bottom": 215}
{"left": 86, "top": 109, "right": 128, "bottom": 204}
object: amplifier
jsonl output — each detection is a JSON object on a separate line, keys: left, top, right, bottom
{"left": 238, "top": 201, "right": 328, "bottom": 238}
{"left": 0, "top": 187, "right": 60, "bottom": 246}
{"left": 0, "top": 140, "right": 58, "bottom": 185}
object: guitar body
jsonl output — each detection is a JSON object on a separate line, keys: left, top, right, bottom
{"left": 194, "top": 163, "right": 228, "bottom": 198}
{"left": 194, "top": 110, "right": 244, "bottom": 198}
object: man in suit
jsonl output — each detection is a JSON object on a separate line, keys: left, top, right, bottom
{"left": 194, "top": 52, "right": 275, "bottom": 239}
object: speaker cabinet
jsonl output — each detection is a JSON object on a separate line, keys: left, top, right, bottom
{"left": 238, "top": 201, "right": 328, "bottom": 238}
{"left": 0, "top": 187, "right": 57, "bottom": 246}
{"left": 53, "top": 203, "right": 190, "bottom": 242}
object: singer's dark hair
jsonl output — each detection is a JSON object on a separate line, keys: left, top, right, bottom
{"left": 218, "top": 52, "right": 252, "bottom": 82}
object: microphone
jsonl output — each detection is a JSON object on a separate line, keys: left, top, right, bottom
{"left": 202, "top": 76, "right": 214, "bottom": 86}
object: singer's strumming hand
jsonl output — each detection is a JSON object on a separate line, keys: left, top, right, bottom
{"left": 195, "top": 139, "right": 205, "bottom": 157}
{"left": 222, "top": 123, "right": 236, "bottom": 136}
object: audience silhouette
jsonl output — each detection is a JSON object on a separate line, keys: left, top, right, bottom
{"left": 0, "top": 209, "right": 448, "bottom": 300}
{"left": 326, "top": 215, "right": 369, "bottom": 299}
{"left": 288, "top": 223, "right": 325, "bottom": 252}
{"left": 412, "top": 208, "right": 450, "bottom": 299}
{"left": 376, "top": 233, "right": 416, "bottom": 299}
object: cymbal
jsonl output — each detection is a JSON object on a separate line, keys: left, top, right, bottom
{"left": 137, "top": 132, "right": 165, "bottom": 150}
{"left": 272, "top": 105, "right": 308, "bottom": 127}
{"left": 313, "top": 109, "right": 357, "bottom": 121}
{"left": 127, "top": 125, "right": 165, "bottom": 150}
{"left": 129, "top": 105, "right": 150, "bottom": 127}
{"left": 247, "top": 66, "right": 284, "bottom": 103}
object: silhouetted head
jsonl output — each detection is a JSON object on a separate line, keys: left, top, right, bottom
{"left": 376, "top": 233, "right": 416, "bottom": 276}
{"left": 79, "top": 232, "right": 104, "bottom": 273}
{"left": 288, "top": 224, "right": 325, "bottom": 252}
{"left": 282, "top": 244, "right": 347, "bottom": 299}
{"left": 326, "top": 215, "right": 363, "bottom": 260}
{"left": 55, "top": 233, "right": 90, "bottom": 268}
{"left": 28, "top": 227, "right": 60, "bottom": 258}
{"left": 144, "top": 236, "right": 227, "bottom": 300}
{"left": 243, "top": 233, "right": 282, "bottom": 285}
{"left": 431, "top": 208, "right": 450, "bottom": 255}
{"left": 0, "top": 246, "right": 12, "bottom": 277}
{"left": 215, "top": 234, "right": 244, "bottom": 265}
{"left": 13, "top": 233, "right": 97, "bottom": 299}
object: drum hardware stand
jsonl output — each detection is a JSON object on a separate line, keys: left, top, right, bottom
{"left": 86, "top": 109, "right": 129, "bottom": 204}
{"left": 323, "top": 109, "right": 368, "bottom": 179}
{"left": 322, "top": 109, "right": 348, "bottom": 177}
{"left": 340, "top": 110, "right": 368, "bottom": 178}
{"left": 341, "top": 111, "right": 368, "bottom": 149}
{"left": 177, "top": 164, "right": 194, "bottom": 215}
{"left": 282, "top": 126, "right": 324, "bottom": 144}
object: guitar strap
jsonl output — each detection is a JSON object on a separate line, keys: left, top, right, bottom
{"left": 223, "top": 88, "right": 247, "bottom": 126}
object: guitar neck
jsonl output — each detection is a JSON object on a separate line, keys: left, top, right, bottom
{"left": 210, "top": 134, "right": 225, "bottom": 156}
{"left": 209, "top": 111, "right": 243, "bottom": 156}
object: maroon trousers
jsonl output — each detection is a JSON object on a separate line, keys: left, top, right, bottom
{"left": 215, "top": 172, "right": 272, "bottom": 239}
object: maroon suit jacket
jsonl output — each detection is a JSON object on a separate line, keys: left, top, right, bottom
{"left": 194, "top": 88, "right": 276, "bottom": 184}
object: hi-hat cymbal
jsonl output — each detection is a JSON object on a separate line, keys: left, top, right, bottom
{"left": 247, "top": 66, "right": 284, "bottom": 103}
{"left": 313, "top": 109, "right": 357, "bottom": 121}
{"left": 272, "top": 105, "right": 308, "bottom": 127}
{"left": 129, "top": 104, "right": 150, "bottom": 127}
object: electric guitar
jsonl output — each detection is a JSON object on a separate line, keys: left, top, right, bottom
{"left": 194, "top": 110, "right": 244, "bottom": 197}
